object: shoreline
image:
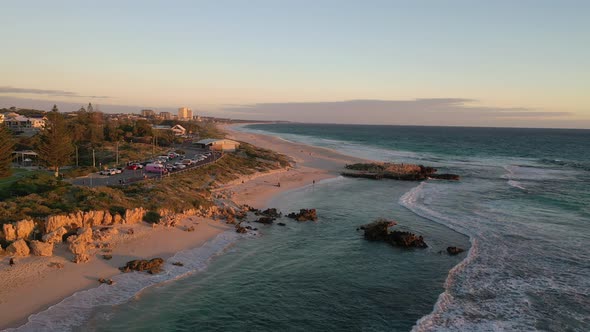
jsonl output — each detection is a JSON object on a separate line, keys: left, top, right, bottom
{"left": 0, "top": 123, "right": 365, "bottom": 330}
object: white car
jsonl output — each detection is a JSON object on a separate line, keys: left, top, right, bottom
{"left": 100, "top": 169, "right": 116, "bottom": 176}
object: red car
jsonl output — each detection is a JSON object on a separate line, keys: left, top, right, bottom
{"left": 126, "top": 164, "right": 139, "bottom": 170}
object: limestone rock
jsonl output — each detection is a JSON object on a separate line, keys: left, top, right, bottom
{"left": 287, "top": 209, "right": 318, "bottom": 222}
{"left": 29, "top": 240, "right": 54, "bottom": 256}
{"left": 15, "top": 220, "right": 35, "bottom": 240}
{"left": 124, "top": 207, "right": 146, "bottom": 224}
{"left": 119, "top": 258, "right": 164, "bottom": 274}
{"left": 2, "top": 224, "right": 16, "bottom": 242}
{"left": 360, "top": 219, "right": 427, "bottom": 249}
{"left": 42, "top": 226, "right": 68, "bottom": 244}
{"left": 7, "top": 239, "right": 30, "bottom": 256}
{"left": 76, "top": 227, "right": 93, "bottom": 243}
{"left": 447, "top": 246, "right": 465, "bottom": 255}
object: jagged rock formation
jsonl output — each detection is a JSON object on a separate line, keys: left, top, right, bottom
{"left": 67, "top": 227, "right": 93, "bottom": 263}
{"left": 255, "top": 208, "right": 282, "bottom": 218}
{"left": 287, "top": 209, "right": 318, "bottom": 221}
{"left": 360, "top": 219, "right": 427, "bottom": 248}
{"left": 342, "top": 163, "right": 459, "bottom": 181}
{"left": 42, "top": 226, "right": 68, "bottom": 244}
{"left": 2, "top": 219, "right": 35, "bottom": 242}
{"left": 6, "top": 239, "right": 30, "bottom": 256}
{"left": 45, "top": 208, "right": 147, "bottom": 234}
{"left": 119, "top": 258, "right": 164, "bottom": 274}
{"left": 29, "top": 240, "right": 53, "bottom": 256}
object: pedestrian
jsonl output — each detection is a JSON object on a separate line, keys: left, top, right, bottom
{"left": 9, "top": 258, "right": 15, "bottom": 266}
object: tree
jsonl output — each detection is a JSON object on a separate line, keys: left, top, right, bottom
{"left": 0, "top": 125, "right": 14, "bottom": 178}
{"left": 37, "top": 105, "right": 74, "bottom": 177}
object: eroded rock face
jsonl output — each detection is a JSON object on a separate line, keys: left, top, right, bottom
{"left": 15, "top": 220, "right": 35, "bottom": 240}
{"left": 256, "top": 208, "right": 282, "bottom": 218}
{"left": 67, "top": 227, "right": 93, "bottom": 263}
{"left": 42, "top": 226, "right": 68, "bottom": 244}
{"left": 124, "top": 207, "right": 146, "bottom": 224}
{"left": 7, "top": 239, "right": 30, "bottom": 256}
{"left": 235, "top": 225, "right": 248, "bottom": 233}
{"left": 119, "top": 258, "right": 164, "bottom": 274}
{"left": 287, "top": 209, "right": 318, "bottom": 222}
{"left": 29, "top": 240, "right": 54, "bottom": 256}
{"left": 360, "top": 219, "right": 427, "bottom": 249}
{"left": 3, "top": 224, "right": 16, "bottom": 242}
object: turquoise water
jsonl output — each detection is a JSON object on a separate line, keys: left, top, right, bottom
{"left": 11, "top": 124, "right": 590, "bottom": 331}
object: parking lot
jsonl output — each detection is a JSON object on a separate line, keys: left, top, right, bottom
{"left": 70, "top": 145, "right": 223, "bottom": 187}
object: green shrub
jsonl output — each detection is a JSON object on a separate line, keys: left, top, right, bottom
{"left": 109, "top": 205, "right": 127, "bottom": 217}
{"left": 143, "top": 211, "right": 161, "bottom": 223}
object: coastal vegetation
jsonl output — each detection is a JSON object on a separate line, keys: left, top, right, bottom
{"left": 0, "top": 126, "right": 14, "bottom": 177}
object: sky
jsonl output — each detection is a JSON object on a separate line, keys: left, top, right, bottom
{"left": 1, "top": 0, "right": 589, "bottom": 128}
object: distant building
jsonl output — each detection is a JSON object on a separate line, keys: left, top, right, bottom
{"left": 195, "top": 138, "right": 240, "bottom": 152}
{"left": 178, "top": 107, "right": 192, "bottom": 121}
{"left": 159, "top": 111, "right": 172, "bottom": 120}
{"left": 2, "top": 113, "right": 45, "bottom": 134}
{"left": 0, "top": 113, "right": 4, "bottom": 123}
{"left": 171, "top": 124, "right": 186, "bottom": 136}
{"left": 141, "top": 109, "right": 155, "bottom": 117}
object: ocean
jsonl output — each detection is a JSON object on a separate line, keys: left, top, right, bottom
{"left": 11, "top": 124, "right": 590, "bottom": 331}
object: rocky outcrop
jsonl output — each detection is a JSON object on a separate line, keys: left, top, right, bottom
{"left": 360, "top": 219, "right": 427, "bottom": 249}
{"left": 2, "top": 224, "right": 16, "bottom": 242}
{"left": 124, "top": 207, "right": 146, "bottom": 224}
{"left": 254, "top": 217, "right": 275, "bottom": 224}
{"left": 447, "top": 246, "right": 465, "bottom": 255}
{"left": 6, "top": 239, "right": 30, "bottom": 256}
{"left": 119, "top": 258, "right": 164, "bottom": 274}
{"left": 236, "top": 225, "right": 248, "bottom": 233}
{"left": 287, "top": 209, "right": 318, "bottom": 221}
{"left": 256, "top": 208, "right": 282, "bottom": 218}
{"left": 342, "top": 163, "right": 459, "bottom": 181}
{"left": 42, "top": 226, "right": 68, "bottom": 244}
{"left": 67, "top": 227, "right": 93, "bottom": 263}
{"left": 3, "top": 220, "right": 35, "bottom": 241}
{"left": 44, "top": 208, "right": 147, "bottom": 234}
{"left": 29, "top": 240, "right": 54, "bottom": 256}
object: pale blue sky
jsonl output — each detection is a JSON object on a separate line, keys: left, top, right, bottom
{"left": 1, "top": 0, "right": 589, "bottom": 127}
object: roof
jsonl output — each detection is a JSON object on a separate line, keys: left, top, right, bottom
{"left": 172, "top": 124, "right": 186, "bottom": 130}
{"left": 196, "top": 138, "right": 239, "bottom": 145}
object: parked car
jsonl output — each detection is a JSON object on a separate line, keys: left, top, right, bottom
{"left": 174, "top": 163, "right": 187, "bottom": 170}
{"left": 127, "top": 164, "right": 139, "bottom": 170}
{"left": 114, "top": 168, "right": 123, "bottom": 174}
{"left": 145, "top": 163, "right": 167, "bottom": 173}
{"left": 168, "top": 152, "right": 178, "bottom": 159}
{"left": 181, "top": 159, "right": 193, "bottom": 165}
{"left": 100, "top": 169, "right": 116, "bottom": 176}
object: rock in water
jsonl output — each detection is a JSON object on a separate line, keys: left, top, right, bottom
{"left": 447, "top": 246, "right": 465, "bottom": 255}
{"left": 360, "top": 219, "right": 427, "bottom": 249}
{"left": 235, "top": 225, "right": 248, "bottom": 233}
{"left": 254, "top": 217, "right": 275, "bottom": 224}
{"left": 29, "top": 240, "right": 54, "bottom": 256}
{"left": 287, "top": 209, "right": 318, "bottom": 221}
{"left": 119, "top": 258, "right": 164, "bottom": 274}
{"left": 257, "top": 208, "right": 282, "bottom": 218}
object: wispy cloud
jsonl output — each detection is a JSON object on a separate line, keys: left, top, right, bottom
{"left": 221, "top": 98, "right": 575, "bottom": 127}
{"left": 0, "top": 86, "right": 109, "bottom": 99}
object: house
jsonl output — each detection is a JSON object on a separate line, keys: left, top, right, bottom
{"left": 2, "top": 113, "right": 45, "bottom": 134}
{"left": 195, "top": 138, "right": 240, "bottom": 151}
{"left": 171, "top": 124, "right": 186, "bottom": 136}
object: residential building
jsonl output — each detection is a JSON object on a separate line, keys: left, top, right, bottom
{"left": 159, "top": 111, "right": 172, "bottom": 120}
{"left": 178, "top": 107, "right": 192, "bottom": 121}
{"left": 2, "top": 113, "right": 45, "bottom": 133}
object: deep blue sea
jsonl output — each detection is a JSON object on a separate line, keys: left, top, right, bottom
{"left": 11, "top": 124, "right": 590, "bottom": 331}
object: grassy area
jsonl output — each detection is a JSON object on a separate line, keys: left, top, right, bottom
{"left": 0, "top": 169, "right": 46, "bottom": 190}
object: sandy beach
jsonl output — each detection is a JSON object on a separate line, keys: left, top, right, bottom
{"left": 0, "top": 123, "right": 362, "bottom": 330}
